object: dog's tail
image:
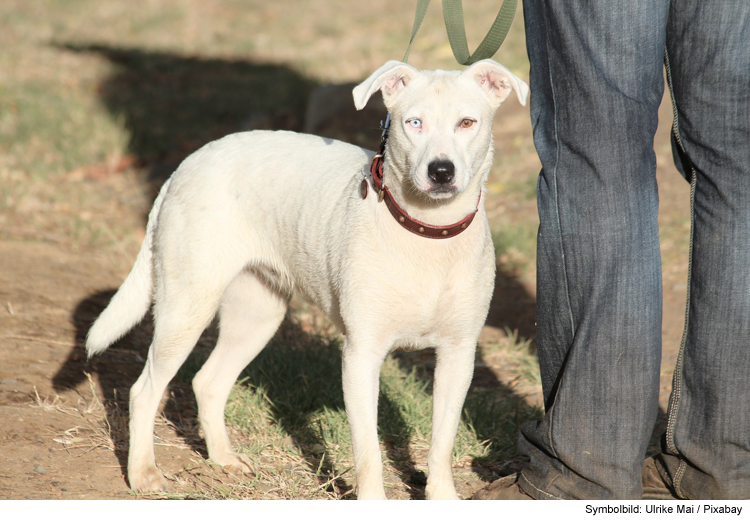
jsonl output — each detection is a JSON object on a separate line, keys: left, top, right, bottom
{"left": 85, "top": 178, "right": 172, "bottom": 357}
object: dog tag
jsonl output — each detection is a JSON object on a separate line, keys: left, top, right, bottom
{"left": 359, "top": 179, "right": 368, "bottom": 199}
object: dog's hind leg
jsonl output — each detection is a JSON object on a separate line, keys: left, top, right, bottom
{"left": 425, "top": 342, "right": 476, "bottom": 500}
{"left": 127, "top": 311, "right": 218, "bottom": 491}
{"left": 127, "top": 270, "right": 230, "bottom": 492}
{"left": 192, "top": 270, "right": 287, "bottom": 474}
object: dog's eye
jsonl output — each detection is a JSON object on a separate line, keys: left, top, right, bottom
{"left": 459, "top": 119, "right": 475, "bottom": 129}
{"left": 407, "top": 118, "right": 422, "bottom": 129}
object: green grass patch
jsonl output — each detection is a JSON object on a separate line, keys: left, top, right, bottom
{"left": 172, "top": 317, "right": 541, "bottom": 498}
{"left": 57, "top": 44, "right": 318, "bottom": 162}
{"left": 492, "top": 222, "right": 538, "bottom": 274}
{"left": 0, "top": 81, "right": 130, "bottom": 179}
{"left": 506, "top": 172, "right": 539, "bottom": 201}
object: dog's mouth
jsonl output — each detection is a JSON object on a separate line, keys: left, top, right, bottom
{"left": 425, "top": 184, "right": 460, "bottom": 197}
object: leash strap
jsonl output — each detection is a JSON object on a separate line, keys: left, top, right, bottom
{"left": 403, "top": 0, "right": 518, "bottom": 65}
{"left": 403, "top": 0, "right": 431, "bottom": 63}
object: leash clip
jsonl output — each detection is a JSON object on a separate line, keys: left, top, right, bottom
{"left": 371, "top": 113, "right": 390, "bottom": 203}
{"left": 380, "top": 114, "right": 391, "bottom": 142}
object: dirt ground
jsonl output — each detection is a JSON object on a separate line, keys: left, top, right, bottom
{"left": 0, "top": 77, "right": 690, "bottom": 500}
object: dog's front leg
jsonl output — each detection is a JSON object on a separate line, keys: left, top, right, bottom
{"left": 426, "top": 342, "right": 476, "bottom": 500}
{"left": 341, "top": 337, "right": 389, "bottom": 500}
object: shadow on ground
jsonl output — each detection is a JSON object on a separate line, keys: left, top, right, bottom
{"left": 58, "top": 43, "right": 315, "bottom": 189}
{"left": 53, "top": 267, "right": 542, "bottom": 497}
{"left": 58, "top": 43, "right": 389, "bottom": 196}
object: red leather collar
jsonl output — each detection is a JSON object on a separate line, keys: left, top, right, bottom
{"left": 365, "top": 140, "right": 480, "bottom": 239}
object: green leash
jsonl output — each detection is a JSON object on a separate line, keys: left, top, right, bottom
{"left": 403, "top": 0, "right": 518, "bottom": 65}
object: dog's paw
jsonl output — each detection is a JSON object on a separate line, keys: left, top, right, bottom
{"left": 355, "top": 487, "right": 388, "bottom": 500}
{"left": 129, "top": 465, "right": 169, "bottom": 492}
{"left": 425, "top": 483, "right": 460, "bottom": 500}
{"left": 211, "top": 452, "right": 255, "bottom": 476}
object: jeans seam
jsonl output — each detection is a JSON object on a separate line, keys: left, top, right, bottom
{"left": 662, "top": 47, "right": 696, "bottom": 501}
{"left": 540, "top": 4, "right": 573, "bottom": 462}
{"left": 673, "top": 459, "right": 689, "bottom": 499}
{"left": 545, "top": 8, "right": 575, "bottom": 343}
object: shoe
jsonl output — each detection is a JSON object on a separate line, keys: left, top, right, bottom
{"left": 642, "top": 456, "right": 679, "bottom": 500}
{"left": 472, "top": 473, "right": 534, "bottom": 500}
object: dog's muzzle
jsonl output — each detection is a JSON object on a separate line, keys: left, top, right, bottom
{"left": 366, "top": 143, "right": 479, "bottom": 239}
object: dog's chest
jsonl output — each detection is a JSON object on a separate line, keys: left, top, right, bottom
{"left": 337, "top": 225, "right": 493, "bottom": 347}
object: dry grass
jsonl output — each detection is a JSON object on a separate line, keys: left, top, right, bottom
{"left": 31, "top": 307, "right": 541, "bottom": 499}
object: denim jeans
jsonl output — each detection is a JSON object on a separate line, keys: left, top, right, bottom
{"left": 518, "top": 0, "right": 750, "bottom": 499}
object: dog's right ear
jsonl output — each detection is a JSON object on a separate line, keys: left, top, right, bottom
{"left": 352, "top": 61, "right": 419, "bottom": 110}
{"left": 465, "top": 59, "right": 529, "bottom": 108}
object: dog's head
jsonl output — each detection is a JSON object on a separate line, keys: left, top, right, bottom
{"left": 353, "top": 60, "right": 528, "bottom": 201}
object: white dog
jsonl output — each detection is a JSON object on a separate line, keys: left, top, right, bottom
{"left": 86, "top": 59, "right": 527, "bottom": 500}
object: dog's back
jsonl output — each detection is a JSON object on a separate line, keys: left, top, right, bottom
{"left": 87, "top": 130, "right": 370, "bottom": 355}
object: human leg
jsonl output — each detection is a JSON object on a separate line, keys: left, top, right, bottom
{"left": 518, "top": 0, "right": 668, "bottom": 499}
{"left": 659, "top": 0, "right": 750, "bottom": 500}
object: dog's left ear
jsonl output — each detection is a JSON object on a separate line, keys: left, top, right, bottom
{"left": 465, "top": 59, "right": 529, "bottom": 108}
{"left": 352, "top": 60, "right": 420, "bottom": 110}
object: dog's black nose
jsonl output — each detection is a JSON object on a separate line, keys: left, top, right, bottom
{"left": 427, "top": 160, "right": 455, "bottom": 185}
